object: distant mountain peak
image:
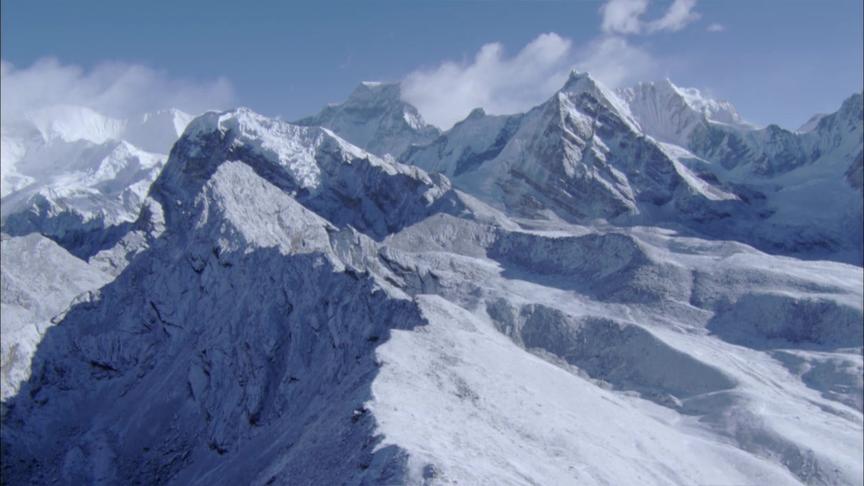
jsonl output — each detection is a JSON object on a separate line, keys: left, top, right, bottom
{"left": 616, "top": 79, "right": 751, "bottom": 147}
{"left": 559, "top": 69, "right": 605, "bottom": 96}
{"left": 24, "top": 104, "right": 125, "bottom": 144}
{"left": 349, "top": 81, "right": 401, "bottom": 100}
{"left": 467, "top": 107, "right": 487, "bottom": 119}
{"left": 624, "top": 79, "right": 749, "bottom": 128}
{"left": 295, "top": 82, "right": 439, "bottom": 158}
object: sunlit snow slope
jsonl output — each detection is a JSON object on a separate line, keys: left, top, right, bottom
{"left": 1, "top": 75, "right": 862, "bottom": 486}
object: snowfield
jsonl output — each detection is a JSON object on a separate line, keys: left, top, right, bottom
{"left": 1, "top": 73, "right": 862, "bottom": 485}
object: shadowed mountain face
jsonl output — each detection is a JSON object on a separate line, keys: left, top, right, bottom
{"left": 1, "top": 114, "right": 440, "bottom": 485}
{"left": 1, "top": 76, "right": 862, "bottom": 486}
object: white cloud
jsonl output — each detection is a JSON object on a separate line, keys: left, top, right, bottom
{"left": 706, "top": 23, "right": 726, "bottom": 32}
{"left": 601, "top": 0, "right": 700, "bottom": 35}
{"left": 401, "top": 33, "right": 658, "bottom": 129}
{"left": 575, "top": 36, "right": 660, "bottom": 89}
{"left": 647, "top": 0, "right": 700, "bottom": 32}
{"left": 601, "top": 0, "right": 649, "bottom": 34}
{"left": 402, "top": 33, "right": 575, "bottom": 128}
{"left": 0, "top": 58, "right": 234, "bottom": 122}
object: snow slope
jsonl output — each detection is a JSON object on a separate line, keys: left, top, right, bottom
{"left": 1, "top": 74, "right": 862, "bottom": 486}
{"left": 2, "top": 105, "right": 862, "bottom": 486}
{"left": 617, "top": 79, "right": 751, "bottom": 148}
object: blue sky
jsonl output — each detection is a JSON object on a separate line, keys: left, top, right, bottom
{"left": 2, "top": 0, "right": 862, "bottom": 129}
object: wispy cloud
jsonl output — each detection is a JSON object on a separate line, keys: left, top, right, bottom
{"left": 706, "top": 23, "right": 726, "bottom": 33}
{"left": 402, "top": 33, "right": 658, "bottom": 128}
{"left": 575, "top": 36, "right": 659, "bottom": 88}
{"left": 601, "top": 0, "right": 649, "bottom": 34}
{"left": 0, "top": 58, "right": 234, "bottom": 122}
{"left": 402, "top": 33, "right": 573, "bottom": 128}
{"left": 401, "top": 0, "right": 712, "bottom": 128}
{"left": 601, "top": 0, "right": 700, "bottom": 35}
{"left": 647, "top": 0, "right": 700, "bottom": 32}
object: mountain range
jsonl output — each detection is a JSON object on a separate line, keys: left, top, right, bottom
{"left": 1, "top": 72, "right": 862, "bottom": 486}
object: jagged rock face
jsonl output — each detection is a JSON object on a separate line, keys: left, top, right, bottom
{"left": 1, "top": 160, "right": 427, "bottom": 485}
{"left": 0, "top": 233, "right": 112, "bottom": 401}
{"left": 405, "top": 72, "right": 717, "bottom": 222}
{"left": 688, "top": 123, "right": 806, "bottom": 175}
{"left": 622, "top": 82, "right": 862, "bottom": 183}
{"left": 295, "top": 82, "right": 440, "bottom": 158}
{"left": 306, "top": 74, "right": 862, "bottom": 263}
{"left": 684, "top": 93, "right": 863, "bottom": 263}
{"left": 400, "top": 108, "right": 523, "bottom": 179}
{"left": 158, "top": 109, "right": 462, "bottom": 241}
{"left": 679, "top": 93, "right": 863, "bottom": 177}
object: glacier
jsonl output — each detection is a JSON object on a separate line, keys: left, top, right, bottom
{"left": 0, "top": 73, "right": 862, "bottom": 486}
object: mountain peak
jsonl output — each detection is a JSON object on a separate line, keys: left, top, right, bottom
{"left": 348, "top": 81, "right": 402, "bottom": 101}
{"left": 561, "top": 70, "right": 600, "bottom": 94}
{"left": 24, "top": 105, "right": 125, "bottom": 144}
{"left": 557, "top": 70, "right": 640, "bottom": 132}
{"left": 125, "top": 108, "right": 193, "bottom": 153}
{"left": 620, "top": 80, "right": 748, "bottom": 128}
{"left": 467, "top": 107, "right": 487, "bottom": 119}
{"left": 295, "top": 83, "right": 440, "bottom": 158}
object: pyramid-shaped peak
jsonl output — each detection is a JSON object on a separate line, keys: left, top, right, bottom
{"left": 467, "top": 107, "right": 487, "bottom": 119}
{"left": 295, "top": 81, "right": 439, "bottom": 158}
{"left": 555, "top": 71, "right": 641, "bottom": 131}
{"left": 558, "top": 70, "right": 625, "bottom": 109}
{"left": 561, "top": 70, "right": 600, "bottom": 93}
{"left": 348, "top": 81, "right": 402, "bottom": 102}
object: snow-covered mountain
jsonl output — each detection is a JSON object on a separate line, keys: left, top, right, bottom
{"left": 617, "top": 79, "right": 752, "bottom": 147}
{"left": 398, "top": 73, "right": 863, "bottom": 264}
{"left": 0, "top": 106, "right": 192, "bottom": 257}
{"left": 0, "top": 105, "right": 191, "bottom": 401}
{"left": 295, "top": 81, "right": 440, "bottom": 158}
{"left": 2, "top": 76, "right": 862, "bottom": 486}
{"left": 403, "top": 71, "right": 740, "bottom": 222}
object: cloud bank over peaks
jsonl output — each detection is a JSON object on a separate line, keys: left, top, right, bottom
{"left": 0, "top": 58, "right": 235, "bottom": 123}
{"left": 401, "top": 33, "right": 659, "bottom": 129}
